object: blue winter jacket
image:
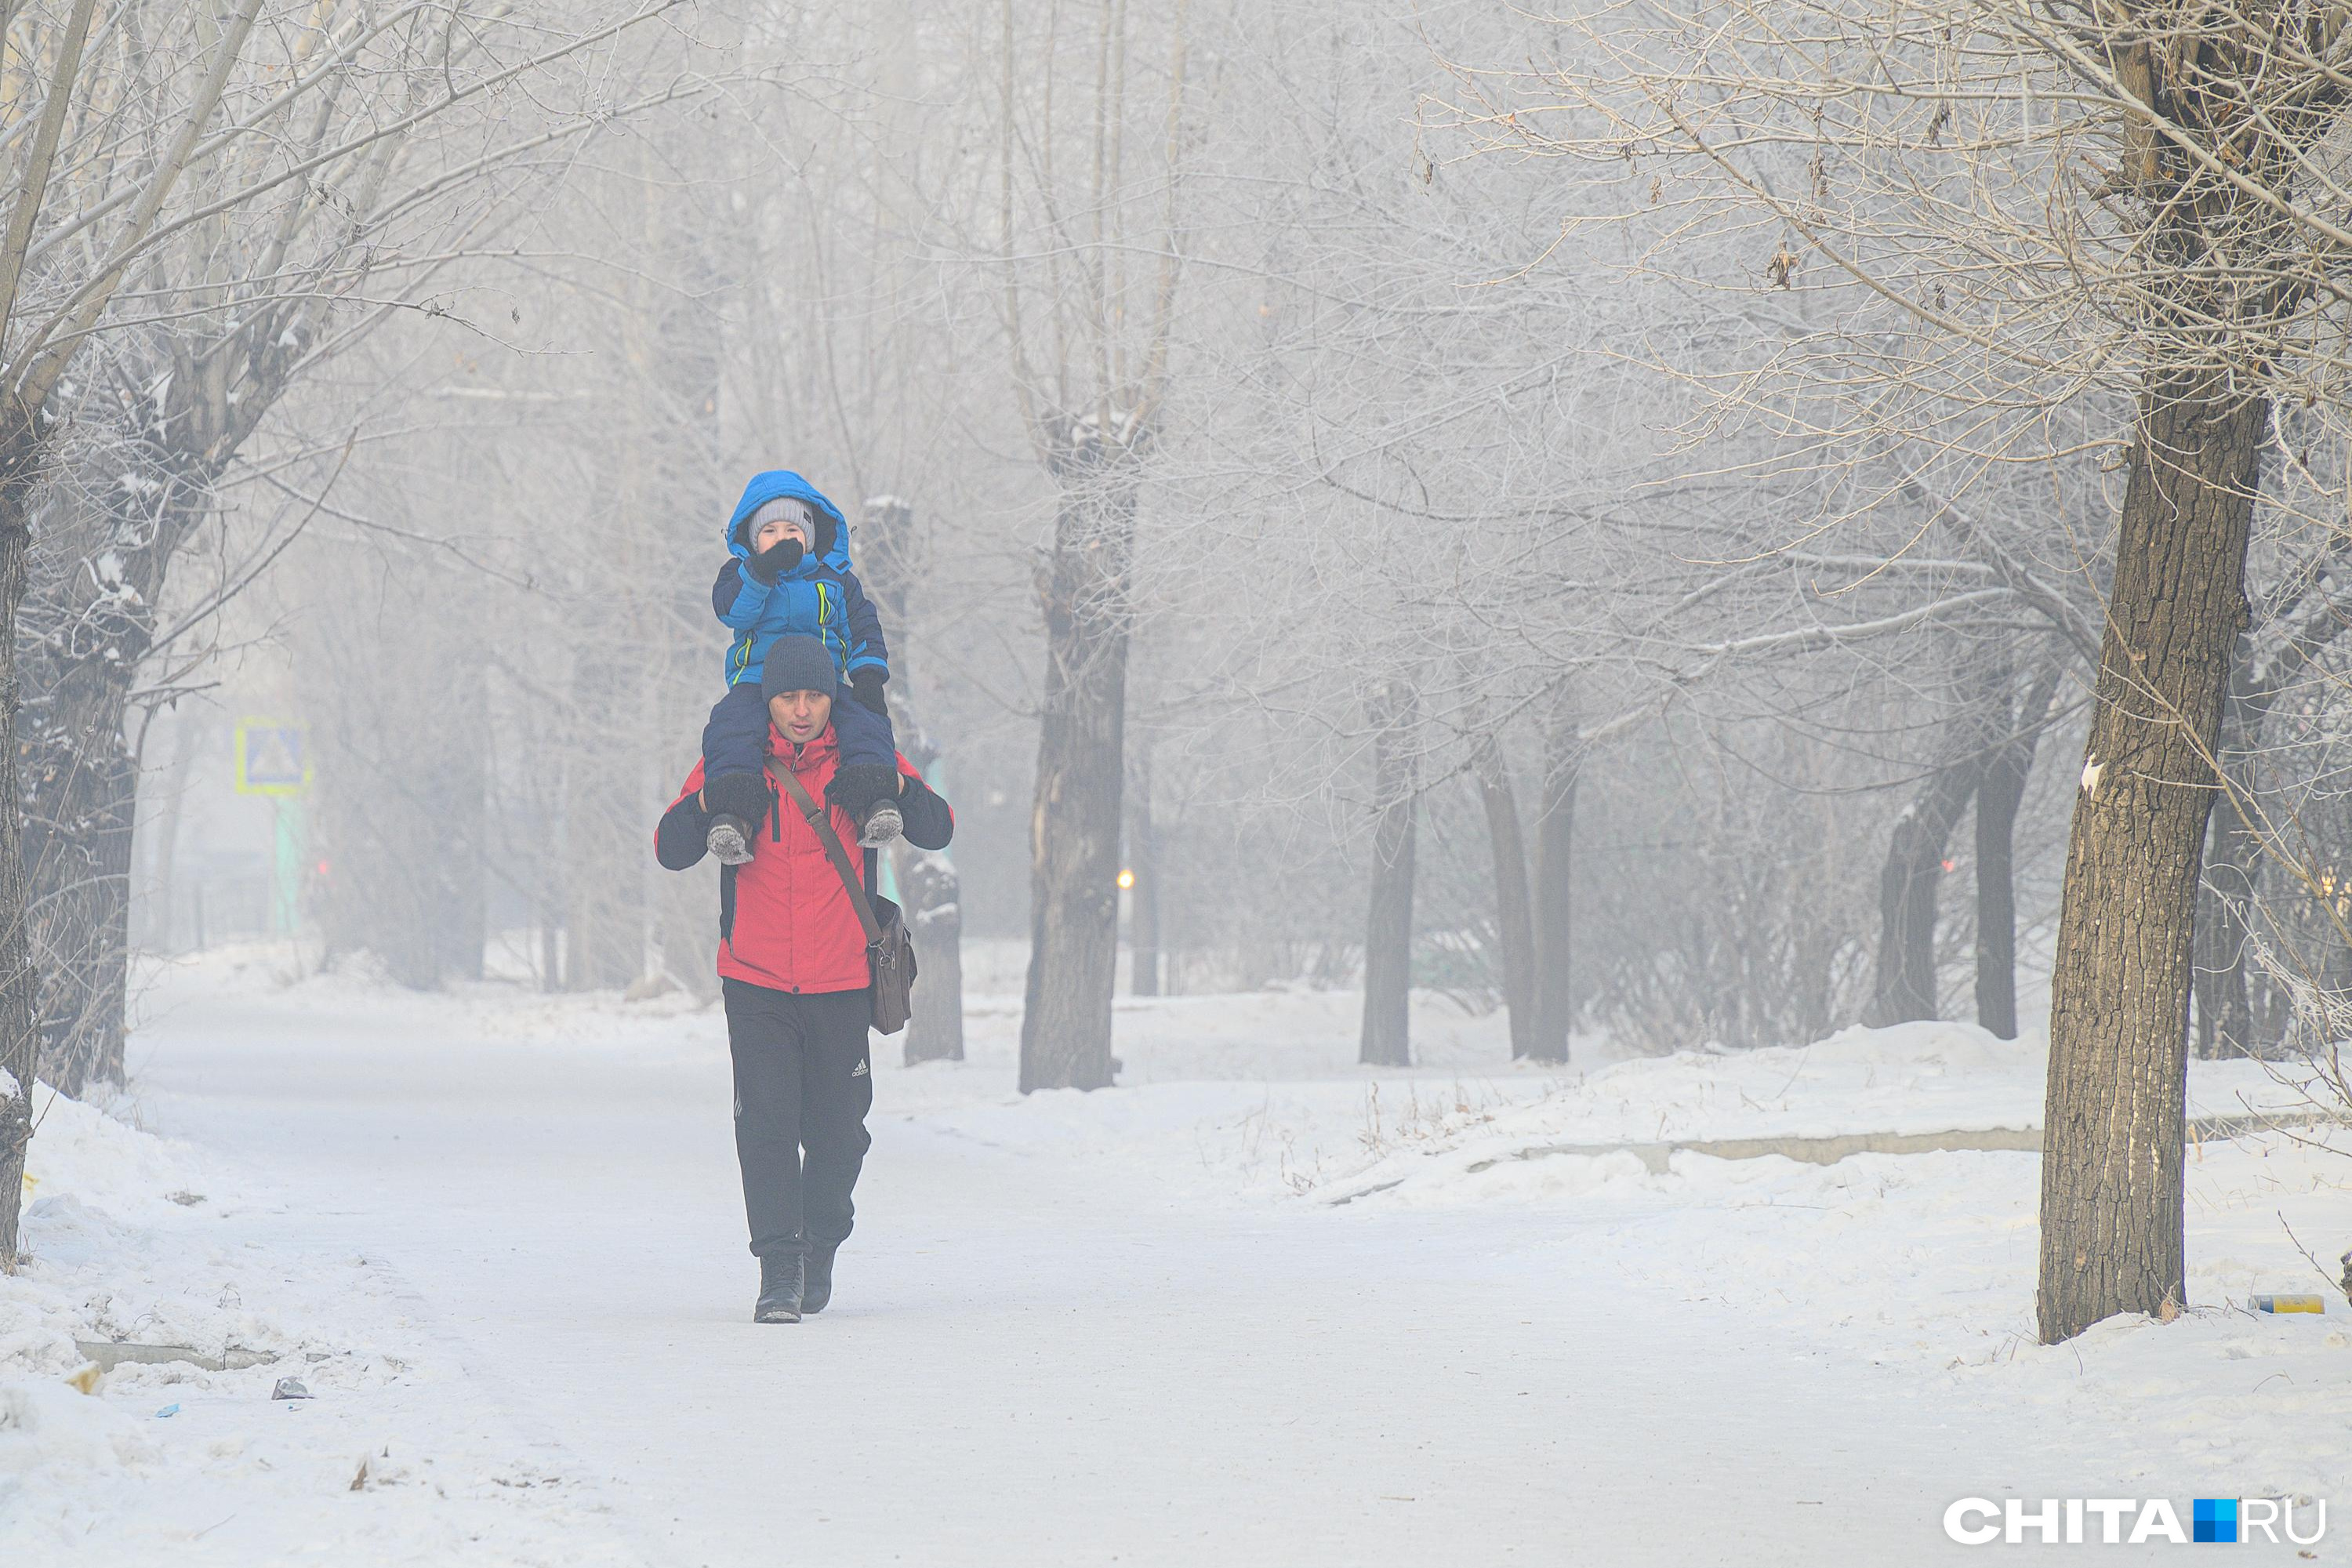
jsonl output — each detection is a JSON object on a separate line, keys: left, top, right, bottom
{"left": 712, "top": 470, "right": 890, "bottom": 689}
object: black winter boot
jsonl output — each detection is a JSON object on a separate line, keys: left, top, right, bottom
{"left": 754, "top": 1253, "right": 804, "bottom": 1323}
{"left": 802, "top": 1243, "right": 837, "bottom": 1315}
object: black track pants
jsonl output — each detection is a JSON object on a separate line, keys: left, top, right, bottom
{"left": 721, "top": 979, "right": 873, "bottom": 1258}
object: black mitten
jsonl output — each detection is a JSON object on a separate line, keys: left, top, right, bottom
{"left": 850, "top": 668, "right": 889, "bottom": 716}
{"left": 743, "top": 537, "right": 805, "bottom": 584}
{"left": 702, "top": 770, "right": 771, "bottom": 823}
{"left": 826, "top": 762, "right": 902, "bottom": 815}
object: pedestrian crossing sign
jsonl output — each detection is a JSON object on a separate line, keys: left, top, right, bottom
{"left": 235, "top": 720, "right": 310, "bottom": 796}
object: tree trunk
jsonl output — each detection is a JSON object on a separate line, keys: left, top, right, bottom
{"left": 20, "top": 479, "right": 203, "bottom": 1091}
{"left": 140, "top": 709, "right": 201, "bottom": 953}
{"left": 2194, "top": 796, "right": 2261, "bottom": 1059}
{"left": 859, "top": 495, "right": 967, "bottom": 1063}
{"left": 1128, "top": 746, "right": 1160, "bottom": 996}
{"left": 1871, "top": 713, "right": 1988, "bottom": 1026}
{"left": 1528, "top": 688, "right": 1581, "bottom": 1065}
{"left": 19, "top": 314, "right": 322, "bottom": 1087}
{"left": 21, "top": 738, "right": 136, "bottom": 1095}
{"left": 2038, "top": 376, "right": 2264, "bottom": 1345}
{"left": 1472, "top": 730, "right": 1537, "bottom": 1058}
{"left": 434, "top": 655, "right": 488, "bottom": 984}
{"left": 901, "top": 848, "right": 965, "bottom": 1064}
{"left": 1, "top": 442, "right": 50, "bottom": 1269}
{"left": 1975, "top": 661, "right": 2061, "bottom": 1040}
{"left": 2194, "top": 653, "right": 2263, "bottom": 1059}
{"left": 1360, "top": 681, "right": 1417, "bottom": 1068}
{"left": 563, "top": 656, "right": 641, "bottom": 991}
{"left": 1018, "top": 462, "right": 1135, "bottom": 1093}
{"left": 307, "top": 561, "right": 491, "bottom": 992}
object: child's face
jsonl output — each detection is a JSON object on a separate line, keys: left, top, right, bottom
{"left": 753, "top": 515, "right": 808, "bottom": 555}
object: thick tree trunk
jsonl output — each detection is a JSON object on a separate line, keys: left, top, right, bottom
{"left": 1528, "top": 690, "right": 1581, "bottom": 1065}
{"left": 1360, "top": 681, "right": 1417, "bottom": 1068}
{"left": 860, "top": 495, "right": 967, "bottom": 1062}
{"left": 2038, "top": 376, "right": 2264, "bottom": 1345}
{"left": 20, "top": 318, "right": 323, "bottom": 1087}
{"left": 1472, "top": 730, "right": 1537, "bottom": 1058}
{"left": 1871, "top": 712, "right": 1989, "bottom": 1026}
{"left": 21, "top": 737, "right": 135, "bottom": 1095}
{"left": 1975, "top": 662, "right": 2061, "bottom": 1040}
{"left": 1, "top": 447, "right": 49, "bottom": 1269}
{"left": 1018, "top": 466, "right": 1134, "bottom": 1093}
{"left": 20, "top": 481, "right": 202, "bottom": 1091}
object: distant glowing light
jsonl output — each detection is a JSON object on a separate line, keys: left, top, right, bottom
{"left": 1116, "top": 869, "right": 1135, "bottom": 890}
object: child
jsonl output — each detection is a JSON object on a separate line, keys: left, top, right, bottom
{"left": 699, "top": 471, "right": 902, "bottom": 866}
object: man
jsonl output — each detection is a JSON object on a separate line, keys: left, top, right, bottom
{"left": 655, "top": 633, "right": 953, "bottom": 1323}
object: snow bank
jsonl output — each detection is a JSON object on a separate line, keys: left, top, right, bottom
{"left": 1239, "top": 1018, "right": 2352, "bottom": 1501}
{"left": 1, "top": 1080, "right": 633, "bottom": 1564}
{"left": 20, "top": 1085, "right": 212, "bottom": 1222}
{"left": 0, "top": 1377, "right": 162, "bottom": 1523}
{"left": 1306, "top": 1019, "right": 2317, "bottom": 1204}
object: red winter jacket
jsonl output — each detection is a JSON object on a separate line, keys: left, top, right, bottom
{"left": 655, "top": 724, "right": 952, "bottom": 994}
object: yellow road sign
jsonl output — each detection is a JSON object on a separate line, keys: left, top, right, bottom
{"left": 235, "top": 720, "right": 311, "bottom": 797}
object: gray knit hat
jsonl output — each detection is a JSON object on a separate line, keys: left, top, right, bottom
{"left": 760, "top": 635, "right": 838, "bottom": 704}
{"left": 742, "top": 495, "right": 818, "bottom": 547}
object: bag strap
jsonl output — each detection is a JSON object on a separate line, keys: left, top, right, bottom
{"left": 765, "top": 756, "right": 885, "bottom": 945}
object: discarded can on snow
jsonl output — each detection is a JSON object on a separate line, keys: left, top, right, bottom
{"left": 2251, "top": 1294, "right": 2328, "bottom": 1314}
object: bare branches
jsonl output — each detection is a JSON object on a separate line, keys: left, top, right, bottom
{"left": 0, "top": 0, "right": 96, "bottom": 357}
{"left": 1900, "top": 477, "right": 2103, "bottom": 665}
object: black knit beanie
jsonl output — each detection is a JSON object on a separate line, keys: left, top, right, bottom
{"left": 760, "top": 636, "right": 838, "bottom": 705}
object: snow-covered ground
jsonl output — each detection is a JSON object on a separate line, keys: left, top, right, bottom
{"left": 4, "top": 945, "right": 2347, "bottom": 1564}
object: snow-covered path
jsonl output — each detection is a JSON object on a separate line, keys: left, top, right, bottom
{"left": 105, "top": 969, "right": 2167, "bottom": 1567}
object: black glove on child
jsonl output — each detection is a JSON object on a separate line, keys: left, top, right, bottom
{"left": 743, "top": 537, "right": 805, "bottom": 585}
{"left": 850, "top": 669, "right": 889, "bottom": 717}
{"left": 702, "top": 770, "right": 771, "bottom": 826}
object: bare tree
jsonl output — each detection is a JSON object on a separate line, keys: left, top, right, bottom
{"left": 862, "top": 496, "right": 967, "bottom": 1065}
{"left": 1359, "top": 679, "right": 1420, "bottom": 1067}
{"left": 1449, "top": 0, "right": 2352, "bottom": 1341}
{"left": 1470, "top": 726, "right": 1537, "bottom": 1058}
{"left": 992, "top": 0, "right": 1193, "bottom": 1093}
{"left": 0, "top": 0, "right": 691, "bottom": 1263}
{"left": 1975, "top": 656, "right": 2065, "bottom": 1040}
{"left": 1527, "top": 685, "right": 1582, "bottom": 1063}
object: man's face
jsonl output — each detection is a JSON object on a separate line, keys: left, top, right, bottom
{"left": 769, "top": 688, "right": 832, "bottom": 744}
{"left": 753, "top": 514, "right": 809, "bottom": 555}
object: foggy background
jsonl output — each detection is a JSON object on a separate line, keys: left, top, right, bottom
{"left": 16, "top": 0, "right": 2336, "bottom": 1094}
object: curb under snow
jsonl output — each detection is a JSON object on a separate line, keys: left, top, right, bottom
{"left": 1323, "top": 1112, "right": 2347, "bottom": 1205}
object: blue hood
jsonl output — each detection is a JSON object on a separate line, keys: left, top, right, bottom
{"left": 726, "top": 470, "right": 852, "bottom": 570}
